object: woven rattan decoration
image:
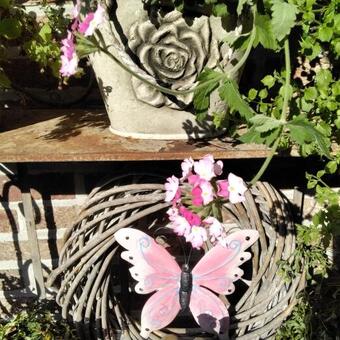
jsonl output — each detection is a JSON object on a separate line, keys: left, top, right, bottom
{"left": 48, "top": 174, "right": 305, "bottom": 340}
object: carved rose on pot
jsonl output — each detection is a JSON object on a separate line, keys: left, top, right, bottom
{"left": 128, "top": 10, "right": 220, "bottom": 109}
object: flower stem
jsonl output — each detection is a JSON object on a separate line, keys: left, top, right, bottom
{"left": 250, "top": 39, "right": 291, "bottom": 185}
{"left": 226, "top": 7, "right": 257, "bottom": 78}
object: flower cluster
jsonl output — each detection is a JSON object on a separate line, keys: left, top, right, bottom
{"left": 165, "top": 155, "right": 247, "bottom": 249}
{"left": 60, "top": 1, "right": 105, "bottom": 77}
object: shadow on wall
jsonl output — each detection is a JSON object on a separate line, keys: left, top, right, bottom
{"left": 0, "top": 171, "right": 63, "bottom": 317}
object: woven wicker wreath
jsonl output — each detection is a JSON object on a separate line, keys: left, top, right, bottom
{"left": 48, "top": 174, "right": 305, "bottom": 340}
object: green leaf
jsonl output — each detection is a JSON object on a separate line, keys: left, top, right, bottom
{"left": 193, "top": 81, "right": 219, "bottom": 113}
{"left": 0, "top": 0, "right": 10, "bottom": 9}
{"left": 261, "top": 75, "right": 276, "bottom": 88}
{"left": 75, "top": 36, "right": 99, "bottom": 58}
{"left": 254, "top": 14, "right": 278, "bottom": 50}
{"left": 212, "top": 3, "right": 228, "bottom": 17}
{"left": 286, "top": 116, "right": 330, "bottom": 157}
{"left": 39, "top": 24, "right": 52, "bottom": 42}
{"left": 325, "top": 161, "right": 337, "bottom": 174}
{"left": 0, "top": 69, "right": 11, "bottom": 88}
{"left": 271, "top": 0, "right": 298, "bottom": 41}
{"left": 0, "top": 18, "right": 22, "bottom": 40}
{"left": 250, "top": 114, "right": 284, "bottom": 132}
{"left": 304, "top": 87, "right": 318, "bottom": 101}
{"left": 248, "top": 88, "right": 257, "bottom": 100}
{"left": 219, "top": 79, "right": 255, "bottom": 120}
{"left": 259, "top": 88, "right": 268, "bottom": 99}
{"left": 318, "top": 26, "right": 333, "bottom": 42}
{"left": 194, "top": 69, "right": 221, "bottom": 113}
{"left": 239, "top": 125, "right": 281, "bottom": 146}
{"left": 315, "top": 69, "right": 332, "bottom": 90}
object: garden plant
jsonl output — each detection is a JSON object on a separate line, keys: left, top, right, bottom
{"left": 0, "top": 0, "right": 339, "bottom": 338}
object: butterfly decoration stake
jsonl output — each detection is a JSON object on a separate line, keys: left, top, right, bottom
{"left": 115, "top": 227, "right": 259, "bottom": 338}
{"left": 116, "top": 155, "right": 259, "bottom": 338}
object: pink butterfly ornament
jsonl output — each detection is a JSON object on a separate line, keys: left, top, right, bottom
{"left": 115, "top": 227, "right": 259, "bottom": 338}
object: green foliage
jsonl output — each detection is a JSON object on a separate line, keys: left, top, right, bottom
{"left": 0, "top": 1, "right": 70, "bottom": 88}
{"left": 271, "top": 0, "right": 298, "bottom": 42}
{"left": 277, "top": 157, "right": 340, "bottom": 338}
{"left": 0, "top": 309, "right": 77, "bottom": 340}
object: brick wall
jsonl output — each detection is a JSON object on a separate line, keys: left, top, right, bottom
{"left": 0, "top": 164, "right": 87, "bottom": 316}
{"left": 0, "top": 160, "right": 337, "bottom": 318}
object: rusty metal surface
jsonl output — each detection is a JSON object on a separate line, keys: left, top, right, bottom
{"left": 0, "top": 109, "right": 272, "bottom": 163}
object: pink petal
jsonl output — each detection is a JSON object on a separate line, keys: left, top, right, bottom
{"left": 164, "top": 176, "right": 180, "bottom": 202}
{"left": 216, "top": 180, "right": 229, "bottom": 198}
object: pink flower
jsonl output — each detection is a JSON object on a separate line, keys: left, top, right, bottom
{"left": 216, "top": 180, "right": 229, "bottom": 198}
{"left": 71, "top": 0, "right": 81, "bottom": 30}
{"left": 166, "top": 207, "right": 178, "bottom": 221}
{"left": 181, "top": 157, "right": 194, "bottom": 180}
{"left": 60, "top": 31, "right": 79, "bottom": 77}
{"left": 204, "top": 216, "right": 223, "bottom": 242}
{"left": 78, "top": 4, "right": 105, "bottom": 37}
{"left": 200, "top": 180, "right": 214, "bottom": 205}
{"left": 72, "top": 0, "right": 81, "bottom": 18}
{"left": 186, "top": 226, "right": 207, "bottom": 249}
{"left": 188, "top": 174, "right": 201, "bottom": 186}
{"left": 172, "top": 215, "right": 191, "bottom": 237}
{"left": 193, "top": 154, "right": 216, "bottom": 181}
{"left": 191, "top": 186, "right": 203, "bottom": 206}
{"left": 228, "top": 173, "right": 247, "bottom": 203}
{"left": 164, "top": 176, "right": 180, "bottom": 203}
{"left": 179, "top": 206, "right": 201, "bottom": 226}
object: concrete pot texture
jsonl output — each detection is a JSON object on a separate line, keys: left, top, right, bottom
{"left": 90, "top": 0, "right": 243, "bottom": 140}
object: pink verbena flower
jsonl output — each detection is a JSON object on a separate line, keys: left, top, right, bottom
{"left": 204, "top": 216, "right": 223, "bottom": 242}
{"left": 164, "top": 176, "right": 180, "bottom": 203}
{"left": 166, "top": 207, "right": 178, "bottom": 221}
{"left": 186, "top": 226, "right": 207, "bottom": 249}
{"left": 181, "top": 157, "right": 194, "bottom": 180}
{"left": 216, "top": 179, "right": 229, "bottom": 198}
{"left": 179, "top": 206, "right": 201, "bottom": 226}
{"left": 167, "top": 207, "right": 190, "bottom": 236}
{"left": 71, "top": 0, "right": 82, "bottom": 30}
{"left": 200, "top": 180, "right": 214, "bottom": 205}
{"left": 191, "top": 186, "right": 203, "bottom": 206}
{"left": 193, "top": 154, "right": 216, "bottom": 181}
{"left": 72, "top": 0, "right": 81, "bottom": 18}
{"left": 228, "top": 173, "right": 247, "bottom": 203}
{"left": 78, "top": 3, "right": 105, "bottom": 37}
{"left": 60, "top": 31, "right": 79, "bottom": 77}
{"left": 172, "top": 215, "right": 191, "bottom": 236}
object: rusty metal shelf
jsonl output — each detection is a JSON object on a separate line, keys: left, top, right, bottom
{"left": 0, "top": 109, "right": 274, "bottom": 163}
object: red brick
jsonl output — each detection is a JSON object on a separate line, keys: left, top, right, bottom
{"left": 0, "top": 208, "right": 19, "bottom": 233}
{"left": 0, "top": 175, "right": 22, "bottom": 203}
{"left": 0, "top": 239, "right": 64, "bottom": 261}
{"left": 34, "top": 205, "right": 80, "bottom": 230}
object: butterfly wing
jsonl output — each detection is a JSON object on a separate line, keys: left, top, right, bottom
{"left": 189, "top": 285, "right": 229, "bottom": 334}
{"left": 192, "top": 230, "right": 259, "bottom": 295}
{"left": 140, "top": 286, "right": 181, "bottom": 338}
{"left": 115, "top": 228, "right": 181, "bottom": 294}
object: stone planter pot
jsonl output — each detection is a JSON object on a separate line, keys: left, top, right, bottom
{"left": 91, "top": 1, "right": 243, "bottom": 139}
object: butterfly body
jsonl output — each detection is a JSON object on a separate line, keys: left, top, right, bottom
{"left": 179, "top": 264, "right": 192, "bottom": 311}
{"left": 115, "top": 227, "right": 259, "bottom": 338}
